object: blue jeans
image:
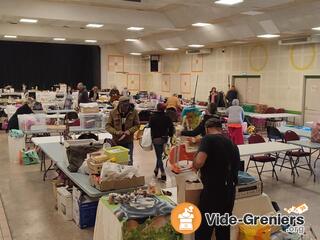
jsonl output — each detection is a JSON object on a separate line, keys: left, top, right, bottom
{"left": 153, "top": 144, "right": 165, "bottom": 172}
{"left": 119, "top": 142, "right": 134, "bottom": 165}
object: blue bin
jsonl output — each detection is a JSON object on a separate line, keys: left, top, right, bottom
{"left": 79, "top": 201, "right": 98, "bottom": 229}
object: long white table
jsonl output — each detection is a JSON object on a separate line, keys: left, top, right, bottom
{"left": 238, "top": 142, "right": 299, "bottom": 157}
{"left": 288, "top": 140, "right": 320, "bottom": 182}
{"left": 278, "top": 126, "right": 311, "bottom": 138}
{"left": 38, "top": 141, "right": 131, "bottom": 198}
{"left": 32, "top": 132, "right": 113, "bottom": 146}
{"left": 244, "top": 112, "right": 300, "bottom": 119}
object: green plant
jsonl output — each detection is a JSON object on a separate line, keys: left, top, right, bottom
{"left": 123, "top": 219, "right": 182, "bottom": 240}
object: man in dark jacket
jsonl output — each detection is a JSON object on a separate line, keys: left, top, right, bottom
{"left": 8, "top": 98, "right": 34, "bottom": 130}
{"left": 77, "top": 82, "right": 89, "bottom": 105}
{"left": 194, "top": 118, "right": 240, "bottom": 240}
{"left": 106, "top": 96, "right": 140, "bottom": 165}
{"left": 226, "top": 85, "right": 238, "bottom": 107}
{"left": 149, "top": 103, "right": 175, "bottom": 181}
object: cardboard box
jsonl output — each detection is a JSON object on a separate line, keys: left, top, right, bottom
{"left": 57, "top": 187, "right": 73, "bottom": 221}
{"left": 90, "top": 175, "right": 145, "bottom": 191}
{"left": 52, "top": 179, "right": 65, "bottom": 210}
{"left": 87, "top": 159, "right": 104, "bottom": 175}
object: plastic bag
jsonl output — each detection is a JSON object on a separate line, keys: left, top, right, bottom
{"left": 100, "top": 162, "right": 138, "bottom": 182}
{"left": 239, "top": 224, "right": 271, "bottom": 240}
{"left": 78, "top": 159, "right": 90, "bottom": 175}
{"left": 21, "top": 149, "right": 40, "bottom": 165}
{"left": 139, "top": 127, "right": 153, "bottom": 151}
{"left": 311, "top": 122, "right": 320, "bottom": 143}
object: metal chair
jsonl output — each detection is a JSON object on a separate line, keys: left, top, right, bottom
{"left": 267, "top": 126, "right": 284, "bottom": 142}
{"left": 246, "top": 134, "right": 278, "bottom": 182}
{"left": 281, "top": 131, "right": 313, "bottom": 182}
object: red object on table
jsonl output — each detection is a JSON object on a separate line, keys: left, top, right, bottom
{"left": 169, "top": 144, "right": 196, "bottom": 174}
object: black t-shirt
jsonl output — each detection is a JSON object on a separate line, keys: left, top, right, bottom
{"left": 198, "top": 134, "right": 240, "bottom": 189}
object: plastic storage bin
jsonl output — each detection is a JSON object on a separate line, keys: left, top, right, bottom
{"left": 79, "top": 113, "right": 103, "bottom": 129}
{"left": 104, "top": 146, "right": 129, "bottom": 164}
{"left": 18, "top": 113, "right": 47, "bottom": 131}
{"left": 73, "top": 186, "right": 98, "bottom": 229}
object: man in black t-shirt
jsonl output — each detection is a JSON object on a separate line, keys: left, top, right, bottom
{"left": 193, "top": 118, "right": 240, "bottom": 240}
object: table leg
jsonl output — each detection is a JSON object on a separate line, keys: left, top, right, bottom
{"left": 43, "top": 159, "right": 54, "bottom": 181}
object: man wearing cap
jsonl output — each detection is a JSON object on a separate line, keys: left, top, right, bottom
{"left": 106, "top": 96, "right": 140, "bottom": 165}
{"left": 193, "top": 118, "right": 240, "bottom": 240}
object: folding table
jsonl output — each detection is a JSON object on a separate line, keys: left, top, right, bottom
{"left": 288, "top": 140, "right": 320, "bottom": 182}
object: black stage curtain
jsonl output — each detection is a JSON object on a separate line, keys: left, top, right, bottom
{"left": 0, "top": 41, "right": 101, "bottom": 91}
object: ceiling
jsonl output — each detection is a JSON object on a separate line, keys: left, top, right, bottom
{"left": 0, "top": 0, "right": 320, "bottom": 54}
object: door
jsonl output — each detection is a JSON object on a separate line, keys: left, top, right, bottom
{"left": 233, "top": 76, "right": 260, "bottom": 105}
{"left": 304, "top": 78, "right": 320, "bottom": 123}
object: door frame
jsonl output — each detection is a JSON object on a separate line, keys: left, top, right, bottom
{"left": 303, "top": 75, "right": 320, "bottom": 124}
{"left": 232, "top": 75, "right": 261, "bottom": 104}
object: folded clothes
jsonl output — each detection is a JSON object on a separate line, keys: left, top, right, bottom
{"left": 238, "top": 171, "right": 257, "bottom": 185}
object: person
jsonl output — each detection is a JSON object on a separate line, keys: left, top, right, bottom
{"left": 109, "top": 86, "right": 120, "bottom": 102}
{"left": 77, "top": 82, "right": 89, "bottom": 105}
{"left": 106, "top": 96, "right": 140, "bottom": 165}
{"left": 209, "top": 87, "right": 218, "bottom": 104}
{"left": 121, "top": 87, "right": 130, "bottom": 97}
{"left": 226, "top": 99, "right": 244, "bottom": 124}
{"left": 89, "top": 86, "right": 99, "bottom": 101}
{"left": 149, "top": 103, "right": 175, "bottom": 181}
{"left": 181, "top": 103, "right": 220, "bottom": 137}
{"left": 226, "top": 85, "right": 238, "bottom": 107}
{"left": 8, "top": 98, "right": 35, "bottom": 130}
{"left": 193, "top": 118, "right": 240, "bottom": 240}
{"left": 226, "top": 99, "right": 245, "bottom": 145}
{"left": 166, "top": 93, "right": 182, "bottom": 111}
{"left": 64, "top": 86, "right": 73, "bottom": 109}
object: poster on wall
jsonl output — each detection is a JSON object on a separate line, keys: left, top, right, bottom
{"left": 191, "top": 55, "right": 203, "bottom": 72}
{"left": 161, "top": 74, "right": 170, "bottom": 92}
{"left": 108, "top": 55, "right": 124, "bottom": 72}
{"left": 127, "top": 73, "right": 140, "bottom": 91}
{"left": 180, "top": 73, "right": 191, "bottom": 94}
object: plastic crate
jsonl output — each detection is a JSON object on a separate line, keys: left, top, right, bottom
{"left": 18, "top": 113, "right": 47, "bottom": 131}
{"left": 78, "top": 201, "right": 98, "bottom": 229}
{"left": 104, "top": 146, "right": 129, "bottom": 164}
{"left": 79, "top": 113, "right": 103, "bottom": 129}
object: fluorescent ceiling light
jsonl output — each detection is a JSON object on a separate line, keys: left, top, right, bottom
{"left": 4, "top": 35, "right": 17, "bottom": 39}
{"left": 127, "top": 27, "right": 144, "bottom": 31}
{"left": 125, "top": 38, "right": 139, "bottom": 42}
{"left": 215, "top": 0, "right": 243, "bottom": 5}
{"left": 130, "top": 52, "right": 142, "bottom": 56}
{"left": 188, "top": 44, "right": 205, "bottom": 48}
{"left": 192, "top": 22, "right": 211, "bottom": 27}
{"left": 257, "top": 34, "right": 280, "bottom": 38}
{"left": 233, "top": 41, "right": 247, "bottom": 44}
{"left": 53, "top": 38, "right": 66, "bottom": 41}
{"left": 241, "top": 11, "right": 264, "bottom": 16}
{"left": 86, "top": 23, "right": 104, "bottom": 28}
{"left": 312, "top": 27, "right": 320, "bottom": 31}
{"left": 165, "top": 48, "right": 179, "bottom": 51}
{"left": 85, "top": 39, "right": 97, "bottom": 43}
{"left": 20, "top": 18, "right": 38, "bottom": 23}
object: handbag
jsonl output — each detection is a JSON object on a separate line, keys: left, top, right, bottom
{"left": 66, "top": 142, "right": 103, "bottom": 172}
{"left": 21, "top": 149, "right": 40, "bottom": 165}
{"left": 139, "top": 127, "right": 153, "bottom": 151}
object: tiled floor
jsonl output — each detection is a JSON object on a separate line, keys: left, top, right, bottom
{"left": 0, "top": 132, "right": 319, "bottom": 239}
{"left": 0, "top": 196, "right": 12, "bottom": 240}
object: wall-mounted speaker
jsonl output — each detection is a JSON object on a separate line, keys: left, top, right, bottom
{"left": 150, "top": 55, "right": 160, "bottom": 72}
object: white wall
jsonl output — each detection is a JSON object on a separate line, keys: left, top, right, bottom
{"left": 101, "top": 42, "right": 320, "bottom": 112}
